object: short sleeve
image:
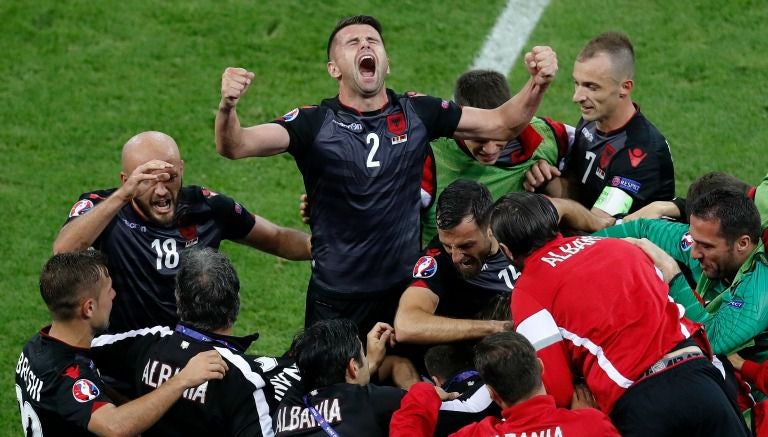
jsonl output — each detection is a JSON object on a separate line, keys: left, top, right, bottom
{"left": 273, "top": 106, "right": 327, "bottom": 158}
{"left": 409, "top": 96, "right": 462, "bottom": 141}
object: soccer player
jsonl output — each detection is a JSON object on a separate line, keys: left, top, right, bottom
{"left": 524, "top": 32, "right": 675, "bottom": 218}
{"left": 15, "top": 251, "right": 227, "bottom": 437}
{"left": 421, "top": 69, "right": 571, "bottom": 242}
{"left": 395, "top": 179, "right": 611, "bottom": 345}
{"left": 215, "top": 15, "right": 557, "bottom": 333}
{"left": 390, "top": 332, "right": 620, "bottom": 437}
{"left": 596, "top": 188, "right": 768, "bottom": 357}
{"left": 90, "top": 248, "right": 274, "bottom": 436}
{"left": 53, "top": 131, "right": 311, "bottom": 332}
{"left": 273, "top": 318, "right": 406, "bottom": 436}
{"left": 488, "top": 192, "right": 749, "bottom": 436}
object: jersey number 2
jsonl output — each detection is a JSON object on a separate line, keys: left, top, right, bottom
{"left": 366, "top": 133, "right": 381, "bottom": 168}
{"left": 151, "top": 238, "right": 179, "bottom": 270}
{"left": 15, "top": 385, "right": 42, "bottom": 437}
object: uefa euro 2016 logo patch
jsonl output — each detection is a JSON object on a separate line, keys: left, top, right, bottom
{"left": 72, "top": 379, "right": 100, "bottom": 403}
{"left": 413, "top": 256, "right": 437, "bottom": 278}
{"left": 680, "top": 233, "right": 694, "bottom": 251}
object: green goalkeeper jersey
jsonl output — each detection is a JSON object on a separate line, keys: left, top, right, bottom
{"left": 595, "top": 219, "right": 768, "bottom": 360}
{"left": 421, "top": 116, "right": 567, "bottom": 244}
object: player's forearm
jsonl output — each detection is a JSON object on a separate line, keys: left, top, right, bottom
{"left": 215, "top": 104, "right": 248, "bottom": 159}
{"left": 551, "top": 198, "right": 614, "bottom": 232}
{"left": 53, "top": 193, "right": 127, "bottom": 253}
{"left": 275, "top": 227, "right": 312, "bottom": 260}
{"left": 497, "top": 77, "right": 549, "bottom": 139}
{"left": 395, "top": 311, "right": 508, "bottom": 344}
{"left": 89, "top": 376, "right": 188, "bottom": 436}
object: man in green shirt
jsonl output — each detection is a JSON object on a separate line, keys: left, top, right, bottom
{"left": 421, "top": 70, "right": 570, "bottom": 243}
{"left": 595, "top": 188, "right": 768, "bottom": 361}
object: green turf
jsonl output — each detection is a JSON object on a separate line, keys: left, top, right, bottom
{"left": 2, "top": 0, "right": 766, "bottom": 433}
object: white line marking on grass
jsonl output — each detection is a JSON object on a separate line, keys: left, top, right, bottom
{"left": 471, "top": 0, "right": 550, "bottom": 74}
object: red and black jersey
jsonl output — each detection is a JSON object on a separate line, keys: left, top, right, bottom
{"left": 565, "top": 107, "right": 675, "bottom": 214}
{"left": 273, "top": 382, "right": 404, "bottom": 436}
{"left": 90, "top": 324, "right": 273, "bottom": 436}
{"left": 410, "top": 236, "right": 516, "bottom": 319}
{"left": 15, "top": 327, "right": 113, "bottom": 436}
{"left": 64, "top": 186, "right": 255, "bottom": 332}
{"left": 274, "top": 89, "right": 462, "bottom": 294}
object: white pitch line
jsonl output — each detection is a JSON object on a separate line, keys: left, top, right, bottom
{"left": 471, "top": 0, "right": 551, "bottom": 74}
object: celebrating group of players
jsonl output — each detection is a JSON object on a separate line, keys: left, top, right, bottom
{"left": 15, "top": 13, "right": 768, "bottom": 437}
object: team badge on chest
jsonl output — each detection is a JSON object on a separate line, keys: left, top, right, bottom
{"left": 386, "top": 113, "right": 407, "bottom": 135}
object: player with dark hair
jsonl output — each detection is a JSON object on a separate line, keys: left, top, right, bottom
{"left": 596, "top": 188, "right": 768, "bottom": 357}
{"left": 90, "top": 248, "right": 274, "bottom": 436}
{"left": 216, "top": 15, "right": 558, "bottom": 334}
{"left": 488, "top": 192, "right": 749, "bottom": 436}
{"left": 273, "top": 318, "right": 405, "bottom": 436}
{"left": 525, "top": 32, "right": 675, "bottom": 218}
{"left": 622, "top": 171, "right": 755, "bottom": 223}
{"left": 15, "top": 251, "right": 226, "bottom": 436}
{"left": 397, "top": 179, "right": 612, "bottom": 345}
{"left": 421, "top": 69, "right": 572, "bottom": 242}
{"left": 54, "top": 131, "right": 311, "bottom": 332}
{"left": 390, "top": 332, "right": 619, "bottom": 436}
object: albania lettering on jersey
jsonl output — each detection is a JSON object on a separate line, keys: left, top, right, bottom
{"left": 141, "top": 359, "right": 208, "bottom": 403}
{"left": 540, "top": 236, "right": 602, "bottom": 267}
{"left": 275, "top": 398, "right": 342, "bottom": 433}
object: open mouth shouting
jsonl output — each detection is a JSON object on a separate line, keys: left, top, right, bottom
{"left": 358, "top": 54, "right": 376, "bottom": 80}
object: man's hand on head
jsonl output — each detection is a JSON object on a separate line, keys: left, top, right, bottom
{"left": 117, "top": 160, "right": 175, "bottom": 202}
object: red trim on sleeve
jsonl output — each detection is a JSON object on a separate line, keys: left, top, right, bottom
{"left": 91, "top": 401, "right": 110, "bottom": 413}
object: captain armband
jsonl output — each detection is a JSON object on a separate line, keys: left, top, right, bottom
{"left": 594, "top": 186, "right": 634, "bottom": 216}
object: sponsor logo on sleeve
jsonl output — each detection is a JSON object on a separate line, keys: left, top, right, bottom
{"left": 69, "top": 199, "right": 94, "bottom": 218}
{"left": 610, "top": 176, "right": 642, "bottom": 194}
{"left": 201, "top": 187, "right": 218, "bottom": 198}
{"left": 72, "top": 379, "right": 100, "bottom": 403}
{"left": 680, "top": 232, "right": 694, "bottom": 251}
{"left": 728, "top": 298, "right": 745, "bottom": 309}
{"left": 412, "top": 256, "right": 437, "bottom": 278}
{"left": 441, "top": 100, "right": 450, "bottom": 109}
{"left": 280, "top": 108, "right": 300, "bottom": 122}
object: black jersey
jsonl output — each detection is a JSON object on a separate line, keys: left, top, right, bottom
{"left": 411, "top": 237, "right": 516, "bottom": 319}
{"left": 15, "top": 327, "right": 113, "bottom": 437}
{"left": 273, "top": 382, "right": 404, "bottom": 437}
{"left": 565, "top": 107, "right": 674, "bottom": 215}
{"left": 436, "top": 372, "right": 501, "bottom": 437}
{"left": 91, "top": 324, "right": 273, "bottom": 436}
{"left": 65, "top": 186, "right": 255, "bottom": 332}
{"left": 250, "top": 355, "right": 303, "bottom": 414}
{"left": 274, "top": 90, "right": 462, "bottom": 294}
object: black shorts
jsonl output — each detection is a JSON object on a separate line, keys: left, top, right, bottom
{"left": 610, "top": 357, "right": 749, "bottom": 437}
{"left": 304, "top": 278, "right": 408, "bottom": 340}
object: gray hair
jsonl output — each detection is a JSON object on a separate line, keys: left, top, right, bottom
{"left": 175, "top": 248, "right": 240, "bottom": 332}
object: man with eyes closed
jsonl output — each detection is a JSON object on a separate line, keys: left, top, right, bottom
{"left": 216, "top": 15, "right": 558, "bottom": 335}
{"left": 54, "top": 131, "right": 311, "bottom": 333}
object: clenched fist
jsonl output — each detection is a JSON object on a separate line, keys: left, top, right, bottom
{"left": 524, "top": 46, "right": 558, "bottom": 86}
{"left": 220, "top": 67, "right": 255, "bottom": 109}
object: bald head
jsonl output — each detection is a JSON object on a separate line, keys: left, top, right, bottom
{"left": 121, "top": 131, "right": 182, "bottom": 175}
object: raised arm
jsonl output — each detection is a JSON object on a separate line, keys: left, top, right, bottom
{"left": 454, "top": 46, "right": 557, "bottom": 142}
{"left": 53, "top": 161, "right": 175, "bottom": 254}
{"left": 88, "top": 350, "right": 227, "bottom": 436}
{"left": 394, "top": 286, "right": 510, "bottom": 344}
{"left": 215, "top": 67, "right": 290, "bottom": 159}
{"left": 238, "top": 214, "right": 311, "bottom": 260}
